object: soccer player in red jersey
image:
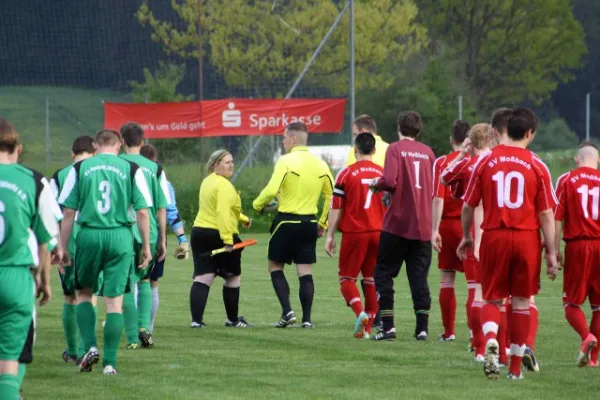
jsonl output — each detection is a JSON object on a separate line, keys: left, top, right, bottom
{"left": 371, "top": 111, "right": 436, "bottom": 341}
{"left": 432, "top": 120, "right": 471, "bottom": 342}
{"left": 457, "top": 108, "right": 558, "bottom": 380}
{"left": 441, "top": 123, "right": 492, "bottom": 360}
{"left": 326, "top": 132, "right": 385, "bottom": 339}
{"left": 555, "top": 142, "right": 600, "bottom": 368}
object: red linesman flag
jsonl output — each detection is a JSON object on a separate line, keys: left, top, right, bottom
{"left": 104, "top": 98, "right": 347, "bottom": 139}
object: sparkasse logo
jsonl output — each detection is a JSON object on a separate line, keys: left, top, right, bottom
{"left": 222, "top": 102, "right": 241, "bottom": 128}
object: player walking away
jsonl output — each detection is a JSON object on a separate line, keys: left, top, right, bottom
{"left": 189, "top": 150, "right": 252, "bottom": 328}
{"left": 253, "top": 122, "right": 334, "bottom": 328}
{"left": 457, "top": 108, "right": 558, "bottom": 380}
{"left": 554, "top": 142, "right": 600, "bottom": 368}
{"left": 141, "top": 144, "right": 189, "bottom": 334}
{"left": 0, "top": 118, "right": 59, "bottom": 399}
{"left": 120, "top": 123, "right": 169, "bottom": 349}
{"left": 432, "top": 120, "right": 471, "bottom": 342}
{"left": 345, "top": 115, "right": 389, "bottom": 330}
{"left": 326, "top": 132, "right": 385, "bottom": 339}
{"left": 441, "top": 123, "right": 491, "bottom": 360}
{"left": 371, "top": 111, "right": 435, "bottom": 341}
{"left": 58, "top": 129, "right": 153, "bottom": 375}
{"left": 50, "top": 135, "right": 96, "bottom": 364}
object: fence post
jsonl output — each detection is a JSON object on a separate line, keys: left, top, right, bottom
{"left": 349, "top": 0, "right": 355, "bottom": 145}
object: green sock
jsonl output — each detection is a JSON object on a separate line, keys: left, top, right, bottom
{"left": 103, "top": 313, "right": 123, "bottom": 368}
{"left": 62, "top": 304, "right": 78, "bottom": 356}
{"left": 16, "top": 364, "right": 26, "bottom": 387}
{"left": 0, "top": 374, "right": 19, "bottom": 400}
{"left": 137, "top": 281, "right": 152, "bottom": 331}
{"left": 76, "top": 302, "right": 97, "bottom": 352}
{"left": 123, "top": 292, "right": 139, "bottom": 344}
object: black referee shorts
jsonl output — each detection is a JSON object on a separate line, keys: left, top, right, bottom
{"left": 191, "top": 227, "right": 242, "bottom": 278}
{"left": 268, "top": 213, "right": 318, "bottom": 265}
{"left": 19, "top": 316, "right": 35, "bottom": 364}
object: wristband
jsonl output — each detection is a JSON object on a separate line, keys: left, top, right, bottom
{"left": 178, "top": 234, "right": 188, "bottom": 244}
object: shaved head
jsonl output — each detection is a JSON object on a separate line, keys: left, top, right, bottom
{"left": 576, "top": 142, "right": 600, "bottom": 169}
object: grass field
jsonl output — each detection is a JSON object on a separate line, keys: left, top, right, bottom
{"left": 22, "top": 233, "right": 598, "bottom": 400}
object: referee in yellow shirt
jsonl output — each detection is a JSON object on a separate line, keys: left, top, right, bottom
{"left": 345, "top": 114, "right": 389, "bottom": 167}
{"left": 253, "top": 122, "right": 334, "bottom": 328}
{"left": 189, "top": 150, "right": 252, "bottom": 328}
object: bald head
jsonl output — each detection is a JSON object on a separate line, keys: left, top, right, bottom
{"left": 576, "top": 142, "right": 600, "bottom": 169}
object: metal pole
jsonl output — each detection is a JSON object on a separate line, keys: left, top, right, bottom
{"left": 586, "top": 93, "right": 591, "bottom": 142}
{"left": 458, "top": 95, "right": 463, "bottom": 120}
{"left": 45, "top": 96, "right": 50, "bottom": 170}
{"left": 232, "top": 0, "right": 351, "bottom": 182}
{"left": 349, "top": 0, "right": 355, "bottom": 144}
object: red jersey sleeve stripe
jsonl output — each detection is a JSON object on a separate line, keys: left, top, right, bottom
{"left": 432, "top": 156, "right": 446, "bottom": 198}
{"left": 533, "top": 155, "right": 558, "bottom": 206}
{"left": 463, "top": 153, "right": 490, "bottom": 204}
{"left": 441, "top": 157, "right": 469, "bottom": 185}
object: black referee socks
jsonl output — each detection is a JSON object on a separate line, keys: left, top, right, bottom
{"left": 190, "top": 282, "right": 210, "bottom": 324}
{"left": 299, "top": 275, "right": 314, "bottom": 323}
{"left": 271, "top": 270, "right": 292, "bottom": 315}
{"left": 223, "top": 286, "right": 240, "bottom": 322}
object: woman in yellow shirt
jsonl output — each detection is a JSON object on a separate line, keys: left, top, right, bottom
{"left": 189, "top": 149, "right": 251, "bottom": 328}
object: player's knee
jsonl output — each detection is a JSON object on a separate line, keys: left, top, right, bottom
{"left": 194, "top": 273, "right": 215, "bottom": 287}
{"left": 440, "top": 270, "right": 456, "bottom": 284}
{"left": 268, "top": 261, "right": 284, "bottom": 273}
{"left": 511, "top": 296, "right": 529, "bottom": 310}
{"left": 296, "top": 264, "right": 312, "bottom": 277}
{"left": 64, "top": 295, "right": 77, "bottom": 305}
{"left": 150, "top": 281, "right": 159, "bottom": 289}
{"left": 0, "top": 360, "right": 19, "bottom": 375}
{"left": 224, "top": 275, "right": 240, "bottom": 288}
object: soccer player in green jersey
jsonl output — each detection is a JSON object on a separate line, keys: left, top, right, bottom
{"left": 50, "top": 135, "right": 96, "bottom": 364}
{"left": 58, "top": 129, "right": 153, "bottom": 375}
{"left": 0, "top": 118, "right": 60, "bottom": 398}
{"left": 120, "top": 122, "right": 169, "bottom": 349}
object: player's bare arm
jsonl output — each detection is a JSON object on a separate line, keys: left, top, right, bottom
{"left": 136, "top": 208, "right": 152, "bottom": 269}
{"left": 325, "top": 208, "right": 342, "bottom": 257}
{"left": 36, "top": 243, "right": 52, "bottom": 306}
{"left": 473, "top": 205, "right": 484, "bottom": 261}
{"left": 156, "top": 207, "right": 167, "bottom": 262}
{"left": 431, "top": 197, "right": 444, "bottom": 252}
{"left": 539, "top": 209, "right": 558, "bottom": 280}
{"left": 318, "top": 167, "right": 334, "bottom": 238}
{"left": 59, "top": 208, "right": 77, "bottom": 266}
{"left": 554, "top": 220, "right": 564, "bottom": 268}
{"left": 457, "top": 203, "right": 475, "bottom": 260}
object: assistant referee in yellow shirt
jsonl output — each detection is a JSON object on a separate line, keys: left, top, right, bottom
{"left": 189, "top": 150, "right": 252, "bottom": 328}
{"left": 345, "top": 114, "right": 389, "bottom": 167}
{"left": 253, "top": 122, "right": 333, "bottom": 328}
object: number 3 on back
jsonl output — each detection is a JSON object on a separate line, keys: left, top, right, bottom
{"left": 97, "top": 180, "right": 111, "bottom": 214}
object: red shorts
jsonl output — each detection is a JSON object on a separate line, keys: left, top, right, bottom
{"left": 438, "top": 219, "right": 463, "bottom": 272}
{"left": 463, "top": 254, "right": 480, "bottom": 284}
{"left": 339, "top": 231, "right": 380, "bottom": 279}
{"left": 563, "top": 239, "right": 600, "bottom": 306}
{"left": 480, "top": 229, "right": 541, "bottom": 301}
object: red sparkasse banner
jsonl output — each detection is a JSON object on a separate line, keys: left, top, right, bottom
{"left": 104, "top": 98, "right": 347, "bottom": 139}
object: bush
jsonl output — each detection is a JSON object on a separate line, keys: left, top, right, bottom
{"left": 530, "top": 118, "right": 580, "bottom": 153}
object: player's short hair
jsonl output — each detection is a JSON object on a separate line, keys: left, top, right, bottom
{"left": 120, "top": 122, "right": 145, "bottom": 147}
{"left": 491, "top": 108, "right": 513, "bottom": 133}
{"left": 507, "top": 107, "right": 538, "bottom": 141}
{"left": 71, "top": 135, "right": 95, "bottom": 155}
{"left": 207, "top": 149, "right": 231, "bottom": 173}
{"left": 468, "top": 123, "right": 491, "bottom": 150}
{"left": 355, "top": 132, "right": 376, "bottom": 155}
{"left": 451, "top": 120, "right": 470, "bottom": 144}
{"left": 397, "top": 111, "right": 423, "bottom": 138}
{"left": 141, "top": 144, "right": 157, "bottom": 161}
{"left": 95, "top": 129, "right": 122, "bottom": 147}
{"left": 353, "top": 114, "right": 377, "bottom": 134}
{"left": 0, "top": 118, "right": 20, "bottom": 153}
{"left": 578, "top": 141, "right": 598, "bottom": 150}
{"left": 285, "top": 122, "right": 308, "bottom": 136}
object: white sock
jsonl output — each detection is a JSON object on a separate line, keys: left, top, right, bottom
{"left": 150, "top": 287, "right": 159, "bottom": 333}
{"left": 134, "top": 283, "right": 139, "bottom": 308}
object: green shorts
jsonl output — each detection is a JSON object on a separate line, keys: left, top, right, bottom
{"left": 75, "top": 227, "right": 134, "bottom": 297}
{"left": 131, "top": 241, "right": 157, "bottom": 283}
{"left": 0, "top": 268, "right": 34, "bottom": 360}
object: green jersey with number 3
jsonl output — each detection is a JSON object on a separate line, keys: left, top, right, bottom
{"left": 0, "top": 164, "right": 60, "bottom": 268}
{"left": 58, "top": 153, "right": 153, "bottom": 228}
{"left": 120, "top": 154, "right": 170, "bottom": 244}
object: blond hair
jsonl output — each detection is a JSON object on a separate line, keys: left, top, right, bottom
{"left": 207, "top": 149, "right": 231, "bottom": 172}
{"left": 0, "top": 118, "right": 20, "bottom": 153}
{"left": 469, "top": 123, "right": 491, "bottom": 150}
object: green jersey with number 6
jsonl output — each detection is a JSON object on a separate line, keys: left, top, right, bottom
{"left": 120, "top": 154, "right": 170, "bottom": 244}
{"left": 0, "top": 164, "right": 60, "bottom": 267}
{"left": 58, "top": 153, "right": 153, "bottom": 228}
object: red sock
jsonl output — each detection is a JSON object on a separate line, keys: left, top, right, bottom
{"left": 481, "top": 303, "right": 501, "bottom": 341}
{"left": 471, "top": 301, "right": 485, "bottom": 356}
{"left": 565, "top": 304, "right": 589, "bottom": 341}
{"left": 498, "top": 305, "right": 508, "bottom": 365}
{"left": 509, "top": 309, "right": 531, "bottom": 376}
{"left": 528, "top": 303, "right": 539, "bottom": 350}
{"left": 340, "top": 279, "right": 363, "bottom": 317}
{"left": 439, "top": 283, "right": 456, "bottom": 337}
{"left": 363, "top": 279, "right": 378, "bottom": 334}
{"left": 466, "top": 283, "right": 475, "bottom": 333}
{"left": 590, "top": 306, "right": 600, "bottom": 363}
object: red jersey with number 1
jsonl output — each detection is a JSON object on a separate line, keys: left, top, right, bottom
{"left": 464, "top": 145, "right": 556, "bottom": 231}
{"left": 331, "top": 160, "right": 385, "bottom": 233}
{"left": 555, "top": 167, "right": 600, "bottom": 240}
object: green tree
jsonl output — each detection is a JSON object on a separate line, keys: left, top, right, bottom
{"left": 419, "top": 0, "right": 587, "bottom": 111}
{"left": 137, "top": 0, "right": 427, "bottom": 95}
{"left": 530, "top": 118, "right": 580, "bottom": 153}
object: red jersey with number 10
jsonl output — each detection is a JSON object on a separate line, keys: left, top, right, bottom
{"left": 331, "top": 160, "right": 385, "bottom": 233}
{"left": 464, "top": 145, "right": 557, "bottom": 231}
{"left": 555, "top": 167, "right": 600, "bottom": 240}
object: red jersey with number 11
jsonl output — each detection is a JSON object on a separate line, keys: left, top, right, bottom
{"left": 464, "top": 145, "right": 556, "bottom": 231}
{"left": 331, "top": 160, "right": 385, "bottom": 233}
{"left": 555, "top": 167, "right": 600, "bottom": 240}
